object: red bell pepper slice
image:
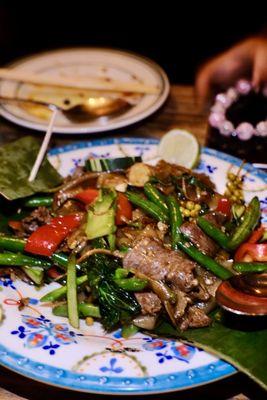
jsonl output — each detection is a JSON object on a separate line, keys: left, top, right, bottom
{"left": 235, "top": 243, "right": 267, "bottom": 262}
{"left": 25, "top": 214, "right": 83, "bottom": 257}
{"left": 216, "top": 197, "right": 231, "bottom": 217}
{"left": 115, "top": 193, "right": 132, "bottom": 225}
{"left": 247, "top": 226, "right": 265, "bottom": 244}
{"left": 75, "top": 188, "right": 99, "bottom": 204}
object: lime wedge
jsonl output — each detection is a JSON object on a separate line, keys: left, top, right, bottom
{"left": 158, "top": 129, "right": 200, "bottom": 168}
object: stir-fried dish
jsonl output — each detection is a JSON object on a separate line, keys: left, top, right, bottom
{"left": 0, "top": 154, "right": 266, "bottom": 337}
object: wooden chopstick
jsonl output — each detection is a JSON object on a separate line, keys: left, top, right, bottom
{"left": 0, "top": 68, "right": 159, "bottom": 95}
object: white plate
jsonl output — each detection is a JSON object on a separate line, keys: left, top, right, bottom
{"left": 0, "top": 48, "right": 169, "bottom": 134}
{"left": 1, "top": 138, "right": 267, "bottom": 395}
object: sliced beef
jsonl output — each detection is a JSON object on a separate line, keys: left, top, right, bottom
{"left": 123, "top": 237, "right": 198, "bottom": 292}
{"left": 19, "top": 207, "right": 52, "bottom": 237}
{"left": 173, "top": 289, "right": 191, "bottom": 320}
{"left": 116, "top": 223, "right": 166, "bottom": 249}
{"left": 180, "top": 221, "right": 218, "bottom": 257}
{"left": 194, "top": 265, "right": 221, "bottom": 299}
{"left": 135, "top": 292, "right": 162, "bottom": 316}
{"left": 179, "top": 305, "right": 212, "bottom": 331}
{"left": 154, "top": 160, "right": 215, "bottom": 191}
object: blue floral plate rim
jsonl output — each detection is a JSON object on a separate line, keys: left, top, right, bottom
{"left": 1, "top": 136, "right": 266, "bottom": 395}
{"left": 48, "top": 137, "right": 267, "bottom": 182}
{"left": 0, "top": 342, "right": 235, "bottom": 394}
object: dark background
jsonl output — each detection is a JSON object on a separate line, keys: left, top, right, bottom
{"left": 0, "top": 3, "right": 266, "bottom": 83}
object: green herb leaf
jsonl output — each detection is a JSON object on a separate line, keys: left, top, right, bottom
{"left": 0, "top": 136, "right": 62, "bottom": 200}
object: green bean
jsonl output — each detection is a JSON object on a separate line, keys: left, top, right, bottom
{"left": 121, "top": 324, "right": 139, "bottom": 338}
{"left": 53, "top": 303, "right": 100, "bottom": 318}
{"left": 40, "top": 274, "right": 88, "bottom": 302}
{"left": 144, "top": 183, "right": 168, "bottom": 213}
{"left": 126, "top": 191, "right": 169, "bottom": 223}
{"left": 0, "top": 235, "right": 26, "bottom": 253}
{"left": 23, "top": 195, "right": 53, "bottom": 208}
{"left": 67, "top": 254, "right": 79, "bottom": 329}
{"left": 176, "top": 240, "right": 233, "bottom": 280}
{"left": 0, "top": 252, "right": 52, "bottom": 268}
{"left": 197, "top": 217, "right": 230, "bottom": 250}
{"left": 114, "top": 277, "right": 148, "bottom": 291}
{"left": 79, "top": 302, "right": 101, "bottom": 318}
{"left": 51, "top": 252, "right": 82, "bottom": 271}
{"left": 167, "top": 196, "right": 183, "bottom": 249}
{"left": 114, "top": 268, "right": 129, "bottom": 279}
{"left": 233, "top": 262, "right": 267, "bottom": 273}
{"left": 228, "top": 197, "right": 261, "bottom": 250}
{"left": 0, "top": 235, "right": 82, "bottom": 271}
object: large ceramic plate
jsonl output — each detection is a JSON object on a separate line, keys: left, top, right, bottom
{"left": 0, "top": 138, "right": 266, "bottom": 395}
{"left": 0, "top": 48, "right": 169, "bottom": 134}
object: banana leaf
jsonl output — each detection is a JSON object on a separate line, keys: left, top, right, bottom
{"left": 0, "top": 136, "right": 62, "bottom": 200}
{"left": 155, "top": 311, "right": 267, "bottom": 391}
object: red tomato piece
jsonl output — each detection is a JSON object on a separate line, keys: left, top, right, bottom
{"left": 115, "top": 193, "right": 132, "bottom": 225}
{"left": 75, "top": 188, "right": 99, "bottom": 204}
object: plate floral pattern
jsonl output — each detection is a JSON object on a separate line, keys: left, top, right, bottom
{"left": 0, "top": 138, "right": 266, "bottom": 395}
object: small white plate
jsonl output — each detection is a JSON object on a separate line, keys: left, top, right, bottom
{"left": 0, "top": 48, "right": 170, "bottom": 134}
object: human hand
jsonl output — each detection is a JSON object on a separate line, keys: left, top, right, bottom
{"left": 195, "top": 36, "right": 267, "bottom": 105}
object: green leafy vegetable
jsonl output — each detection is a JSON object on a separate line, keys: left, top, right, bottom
{"left": 0, "top": 136, "right": 62, "bottom": 200}
{"left": 86, "top": 252, "right": 140, "bottom": 330}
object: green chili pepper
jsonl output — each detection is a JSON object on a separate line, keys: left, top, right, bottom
{"left": 176, "top": 240, "right": 233, "bottom": 280}
{"left": 167, "top": 196, "right": 183, "bottom": 249}
{"left": 23, "top": 195, "right": 53, "bottom": 208}
{"left": 0, "top": 252, "right": 52, "bottom": 268}
{"left": 197, "top": 217, "right": 230, "bottom": 250}
{"left": 114, "top": 277, "right": 148, "bottom": 291}
{"left": 144, "top": 183, "right": 168, "bottom": 213}
{"left": 126, "top": 191, "right": 169, "bottom": 222}
{"left": 40, "top": 274, "right": 88, "bottom": 302}
{"left": 53, "top": 303, "right": 100, "bottom": 318}
{"left": 228, "top": 197, "right": 261, "bottom": 250}
{"left": 233, "top": 262, "right": 267, "bottom": 273}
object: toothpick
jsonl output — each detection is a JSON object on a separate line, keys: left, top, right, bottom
{"left": 28, "top": 106, "right": 58, "bottom": 182}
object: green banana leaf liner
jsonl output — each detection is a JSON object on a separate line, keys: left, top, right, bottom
{"left": 0, "top": 136, "right": 62, "bottom": 200}
{"left": 154, "top": 311, "right": 267, "bottom": 391}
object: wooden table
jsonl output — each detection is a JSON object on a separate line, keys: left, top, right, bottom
{"left": 0, "top": 85, "right": 265, "bottom": 400}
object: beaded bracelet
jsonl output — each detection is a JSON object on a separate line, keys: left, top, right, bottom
{"left": 209, "top": 79, "right": 267, "bottom": 141}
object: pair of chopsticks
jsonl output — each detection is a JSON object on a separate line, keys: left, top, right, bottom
{"left": 0, "top": 68, "right": 159, "bottom": 181}
{"left": 0, "top": 68, "right": 159, "bottom": 95}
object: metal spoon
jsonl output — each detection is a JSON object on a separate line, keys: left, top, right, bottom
{"left": 216, "top": 272, "right": 267, "bottom": 316}
{"left": 0, "top": 95, "right": 131, "bottom": 121}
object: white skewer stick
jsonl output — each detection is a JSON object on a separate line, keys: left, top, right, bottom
{"left": 28, "top": 107, "right": 58, "bottom": 182}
